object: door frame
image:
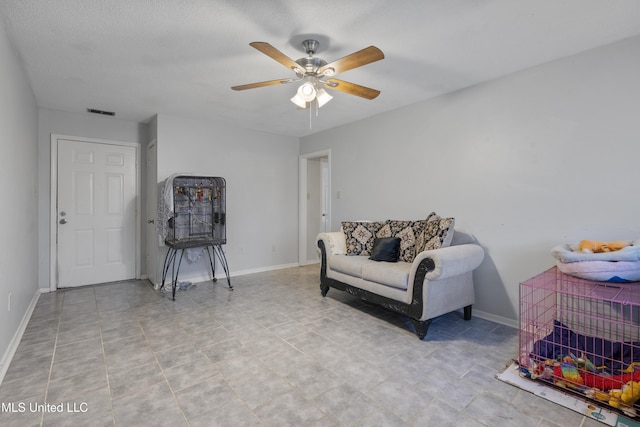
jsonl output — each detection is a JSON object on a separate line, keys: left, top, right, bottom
{"left": 50, "top": 134, "right": 141, "bottom": 291}
{"left": 298, "top": 149, "right": 331, "bottom": 265}
{"left": 145, "top": 139, "right": 159, "bottom": 288}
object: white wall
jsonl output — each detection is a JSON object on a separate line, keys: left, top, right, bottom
{"left": 155, "top": 114, "right": 300, "bottom": 281}
{"left": 0, "top": 18, "right": 39, "bottom": 373}
{"left": 300, "top": 35, "right": 640, "bottom": 325}
{"left": 37, "top": 109, "right": 149, "bottom": 290}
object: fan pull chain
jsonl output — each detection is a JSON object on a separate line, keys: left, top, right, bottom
{"left": 306, "top": 99, "right": 321, "bottom": 129}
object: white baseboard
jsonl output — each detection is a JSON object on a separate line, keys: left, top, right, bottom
{"left": 0, "top": 290, "right": 41, "bottom": 384}
{"left": 473, "top": 309, "right": 518, "bottom": 329}
{"left": 231, "top": 263, "right": 301, "bottom": 277}
{"left": 164, "top": 262, "right": 301, "bottom": 286}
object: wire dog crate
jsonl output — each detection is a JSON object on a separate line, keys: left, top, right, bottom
{"left": 519, "top": 267, "right": 640, "bottom": 418}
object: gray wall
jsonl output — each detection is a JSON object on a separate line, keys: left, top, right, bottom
{"left": 154, "top": 114, "right": 300, "bottom": 281}
{"left": 300, "top": 35, "right": 640, "bottom": 325}
{"left": 0, "top": 17, "right": 39, "bottom": 374}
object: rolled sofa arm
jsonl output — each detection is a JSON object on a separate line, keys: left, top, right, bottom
{"left": 317, "top": 232, "right": 346, "bottom": 256}
{"left": 412, "top": 244, "right": 484, "bottom": 281}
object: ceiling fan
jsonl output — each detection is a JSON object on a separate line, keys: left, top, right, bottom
{"left": 231, "top": 39, "right": 384, "bottom": 109}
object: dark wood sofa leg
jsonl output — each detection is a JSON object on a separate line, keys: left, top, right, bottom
{"left": 463, "top": 305, "right": 472, "bottom": 320}
{"left": 411, "top": 319, "right": 432, "bottom": 340}
{"left": 320, "top": 283, "right": 329, "bottom": 297}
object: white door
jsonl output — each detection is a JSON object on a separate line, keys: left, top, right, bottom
{"left": 321, "top": 158, "right": 329, "bottom": 233}
{"left": 306, "top": 158, "right": 323, "bottom": 262}
{"left": 145, "top": 140, "right": 159, "bottom": 287}
{"left": 57, "top": 139, "right": 137, "bottom": 287}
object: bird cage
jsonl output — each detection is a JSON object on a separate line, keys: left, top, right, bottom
{"left": 165, "top": 176, "right": 226, "bottom": 247}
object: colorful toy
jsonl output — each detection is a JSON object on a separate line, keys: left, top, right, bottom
{"left": 553, "top": 357, "right": 585, "bottom": 390}
{"left": 582, "top": 368, "right": 640, "bottom": 391}
{"left": 621, "top": 381, "right": 640, "bottom": 406}
{"left": 621, "top": 362, "right": 640, "bottom": 373}
{"left": 579, "top": 239, "right": 630, "bottom": 253}
{"left": 572, "top": 352, "right": 597, "bottom": 373}
{"left": 544, "top": 357, "right": 640, "bottom": 417}
{"left": 606, "top": 381, "right": 640, "bottom": 417}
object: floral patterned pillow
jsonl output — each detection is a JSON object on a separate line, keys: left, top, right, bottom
{"left": 420, "top": 217, "right": 455, "bottom": 252}
{"left": 341, "top": 221, "right": 383, "bottom": 256}
{"left": 425, "top": 211, "right": 439, "bottom": 222}
{"left": 415, "top": 212, "right": 439, "bottom": 252}
{"left": 377, "top": 220, "right": 424, "bottom": 262}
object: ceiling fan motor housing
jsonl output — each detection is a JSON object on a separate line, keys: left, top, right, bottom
{"left": 295, "top": 57, "right": 327, "bottom": 76}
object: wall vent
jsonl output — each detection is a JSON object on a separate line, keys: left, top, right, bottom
{"left": 87, "top": 108, "right": 115, "bottom": 116}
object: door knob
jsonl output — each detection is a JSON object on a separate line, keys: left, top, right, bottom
{"left": 147, "top": 219, "right": 155, "bottom": 224}
{"left": 59, "top": 219, "right": 67, "bottom": 225}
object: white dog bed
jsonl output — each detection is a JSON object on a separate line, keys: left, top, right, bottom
{"left": 551, "top": 241, "right": 640, "bottom": 282}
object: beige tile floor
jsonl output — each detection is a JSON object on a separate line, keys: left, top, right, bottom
{"left": 0, "top": 264, "right": 603, "bottom": 426}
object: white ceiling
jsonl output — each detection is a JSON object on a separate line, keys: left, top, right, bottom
{"left": 1, "top": 1, "right": 640, "bottom": 137}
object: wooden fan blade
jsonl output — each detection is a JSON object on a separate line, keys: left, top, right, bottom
{"left": 324, "top": 78, "right": 380, "bottom": 100}
{"left": 319, "top": 46, "right": 384, "bottom": 76}
{"left": 249, "top": 42, "right": 305, "bottom": 74}
{"left": 231, "top": 78, "right": 293, "bottom": 91}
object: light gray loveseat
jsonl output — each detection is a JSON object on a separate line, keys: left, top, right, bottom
{"left": 317, "top": 219, "right": 485, "bottom": 339}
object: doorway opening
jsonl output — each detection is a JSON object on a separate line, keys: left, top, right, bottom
{"left": 299, "top": 150, "right": 331, "bottom": 265}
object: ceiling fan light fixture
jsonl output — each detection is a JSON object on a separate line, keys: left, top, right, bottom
{"left": 297, "top": 82, "right": 316, "bottom": 101}
{"left": 316, "top": 88, "right": 333, "bottom": 108}
{"left": 290, "top": 93, "right": 307, "bottom": 108}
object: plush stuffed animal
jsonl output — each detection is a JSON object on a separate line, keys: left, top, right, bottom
{"left": 587, "top": 381, "right": 640, "bottom": 418}
{"left": 607, "top": 381, "right": 640, "bottom": 417}
{"left": 579, "top": 239, "right": 630, "bottom": 253}
{"left": 621, "top": 381, "right": 640, "bottom": 406}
